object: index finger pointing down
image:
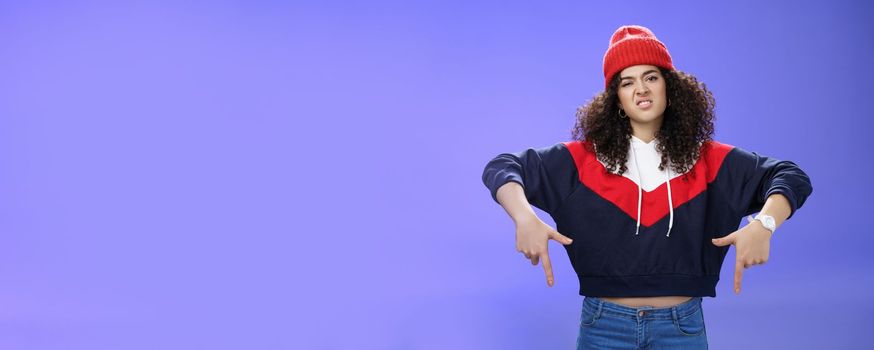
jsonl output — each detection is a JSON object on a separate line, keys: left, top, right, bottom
{"left": 734, "top": 259, "right": 744, "bottom": 294}
{"left": 542, "top": 253, "right": 554, "bottom": 287}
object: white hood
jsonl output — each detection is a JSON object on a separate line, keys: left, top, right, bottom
{"left": 627, "top": 135, "right": 675, "bottom": 237}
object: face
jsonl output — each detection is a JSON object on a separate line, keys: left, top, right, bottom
{"left": 616, "top": 64, "right": 667, "bottom": 125}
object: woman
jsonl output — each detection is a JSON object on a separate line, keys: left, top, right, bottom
{"left": 481, "top": 25, "right": 813, "bottom": 349}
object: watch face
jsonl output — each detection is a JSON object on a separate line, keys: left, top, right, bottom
{"left": 762, "top": 216, "right": 776, "bottom": 230}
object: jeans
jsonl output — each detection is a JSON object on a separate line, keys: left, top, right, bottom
{"left": 576, "top": 296, "right": 708, "bottom": 350}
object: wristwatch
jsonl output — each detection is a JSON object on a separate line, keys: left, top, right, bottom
{"left": 747, "top": 213, "right": 776, "bottom": 234}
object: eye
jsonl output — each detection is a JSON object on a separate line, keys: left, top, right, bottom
{"left": 647, "top": 75, "right": 658, "bottom": 82}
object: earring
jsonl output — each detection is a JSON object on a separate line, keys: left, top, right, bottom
{"left": 618, "top": 109, "right": 627, "bottom": 118}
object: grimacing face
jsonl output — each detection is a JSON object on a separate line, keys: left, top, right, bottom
{"left": 616, "top": 64, "right": 667, "bottom": 125}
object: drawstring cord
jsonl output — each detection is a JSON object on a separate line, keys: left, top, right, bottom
{"left": 631, "top": 143, "right": 674, "bottom": 237}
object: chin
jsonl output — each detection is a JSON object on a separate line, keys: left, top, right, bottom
{"left": 636, "top": 108, "right": 666, "bottom": 120}
{"left": 631, "top": 111, "right": 664, "bottom": 122}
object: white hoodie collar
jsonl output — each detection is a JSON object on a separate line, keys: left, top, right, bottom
{"left": 629, "top": 135, "right": 674, "bottom": 237}
{"left": 631, "top": 134, "right": 657, "bottom": 147}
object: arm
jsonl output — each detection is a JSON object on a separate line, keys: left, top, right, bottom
{"left": 482, "top": 143, "right": 578, "bottom": 287}
{"left": 713, "top": 147, "right": 813, "bottom": 294}
{"left": 756, "top": 193, "right": 793, "bottom": 234}
{"left": 481, "top": 143, "right": 578, "bottom": 216}
{"left": 494, "top": 182, "right": 540, "bottom": 226}
{"left": 727, "top": 146, "right": 814, "bottom": 221}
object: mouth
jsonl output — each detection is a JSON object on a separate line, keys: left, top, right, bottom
{"left": 636, "top": 99, "right": 653, "bottom": 109}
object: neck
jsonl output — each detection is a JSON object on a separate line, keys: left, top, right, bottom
{"left": 630, "top": 117, "right": 663, "bottom": 143}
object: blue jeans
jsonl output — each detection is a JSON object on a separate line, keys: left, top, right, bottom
{"left": 576, "top": 296, "right": 708, "bottom": 350}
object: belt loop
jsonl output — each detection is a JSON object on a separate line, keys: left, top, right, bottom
{"left": 671, "top": 306, "right": 679, "bottom": 322}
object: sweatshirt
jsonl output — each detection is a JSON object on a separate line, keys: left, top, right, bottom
{"left": 481, "top": 136, "right": 813, "bottom": 297}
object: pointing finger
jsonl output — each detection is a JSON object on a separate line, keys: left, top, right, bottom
{"left": 735, "top": 259, "right": 744, "bottom": 294}
{"left": 551, "top": 231, "right": 574, "bottom": 245}
{"left": 542, "top": 253, "right": 554, "bottom": 287}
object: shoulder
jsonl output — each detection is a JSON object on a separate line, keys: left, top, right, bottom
{"left": 559, "top": 139, "right": 595, "bottom": 156}
{"left": 558, "top": 140, "right": 597, "bottom": 164}
{"left": 510, "top": 142, "right": 577, "bottom": 169}
{"left": 703, "top": 139, "right": 768, "bottom": 162}
{"left": 700, "top": 139, "right": 738, "bottom": 162}
{"left": 702, "top": 139, "right": 735, "bottom": 153}
{"left": 525, "top": 141, "right": 574, "bottom": 159}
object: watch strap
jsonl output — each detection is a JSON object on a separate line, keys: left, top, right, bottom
{"left": 748, "top": 214, "right": 776, "bottom": 233}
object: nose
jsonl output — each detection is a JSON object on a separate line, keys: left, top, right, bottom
{"left": 636, "top": 81, "right": 650, "bottom": 94}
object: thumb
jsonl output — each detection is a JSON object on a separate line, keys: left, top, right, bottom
{"left": 551, "top": 231, "right": 574, "bottom": 245}
{"left": 712, "top": 233, "right": 734, "bottom": 247}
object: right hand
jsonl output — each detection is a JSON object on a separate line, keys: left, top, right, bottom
{"left": 515, "top": 215, "right": 574, "bottom": 287}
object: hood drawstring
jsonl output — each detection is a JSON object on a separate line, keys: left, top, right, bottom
{"left": 630, "top": 143, "right": 674, "bottom": 237}
{"left": 632, "top": 145, "right": 643, "bottom": 235}
{"left": 665, "top": 162, "right": 674, "bottom": 237}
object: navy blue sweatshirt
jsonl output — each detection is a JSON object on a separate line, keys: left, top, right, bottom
{"left": 481, "top": 138, "right": 813, "bottom": 297}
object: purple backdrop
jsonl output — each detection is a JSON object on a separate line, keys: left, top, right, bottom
{"left": 1, "top": 0, "right": 871, "bottom": 349}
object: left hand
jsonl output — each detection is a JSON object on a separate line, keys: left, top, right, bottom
{"left": 711, "top": 221, "right": 773, "bottom": 295}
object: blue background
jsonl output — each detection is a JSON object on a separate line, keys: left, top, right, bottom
{"left": 1, "top": 0, "right": 870, "bottom": 349}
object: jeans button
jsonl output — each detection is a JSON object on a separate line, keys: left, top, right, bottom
{"left": 638, "top": 311, "right": 644, "bottom": 316}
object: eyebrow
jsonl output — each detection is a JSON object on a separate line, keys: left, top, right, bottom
{"left": 620, "top": 69, "right": 659, "bottom": 81}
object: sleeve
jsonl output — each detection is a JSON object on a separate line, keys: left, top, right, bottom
{"left": 726, "top": 146, "right": 813, "bottom": 220}
{"left": 480, "top": 142, "right": 578, "bottom": 215}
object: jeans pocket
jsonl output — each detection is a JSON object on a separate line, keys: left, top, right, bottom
{"left": 580, "top": 303, "right": 598, "bottom": 327}
{"left": 674, "top": 307, "right": 706, "bottom": 336}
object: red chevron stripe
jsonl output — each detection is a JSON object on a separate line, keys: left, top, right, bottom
{"left": 562, "top": 140, "right": 734, "bottom": 227}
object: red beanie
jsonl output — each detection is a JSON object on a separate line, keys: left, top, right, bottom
{"left": 602, "top": 25, "right": 674, "bottom": 89}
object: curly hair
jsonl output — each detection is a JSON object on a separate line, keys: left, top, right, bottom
{"left": 571, "top": 67, "right": 716, "bottom": 178}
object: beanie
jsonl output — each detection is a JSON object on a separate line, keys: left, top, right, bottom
{"left": 602, "top": 25, "right": 674, "bottom": 89}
